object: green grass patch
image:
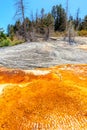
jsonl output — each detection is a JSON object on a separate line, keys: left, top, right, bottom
{"left": 0, "top": 37, "right": 25, "bottom": 47}
{"left": 0, "top": 39, "right": 11, "bottom": 47}
{"left": 78, "top": 30, "right": 87, "bottom": 37}
{"left": 11, "top": 39, "right": 25, "bottom": 46}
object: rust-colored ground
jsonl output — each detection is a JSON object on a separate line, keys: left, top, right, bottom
{"left": 0, "top": 64, "right": 87, "bottom": 130}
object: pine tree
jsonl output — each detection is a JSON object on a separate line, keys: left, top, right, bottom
{"left": 51, "top": 4, "right": 66, "bottom": 31}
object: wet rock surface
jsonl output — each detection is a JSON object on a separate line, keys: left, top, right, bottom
{"left": 0, "top": 37, "right": 87, "bottom": 69}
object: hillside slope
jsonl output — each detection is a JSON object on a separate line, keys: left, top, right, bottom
{"left": 0, "top": 38, "right": 87, "bottom": 69}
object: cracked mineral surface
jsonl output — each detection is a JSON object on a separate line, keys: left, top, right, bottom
{"left": 0, "top": 37, "right": 87, "bottom": 69}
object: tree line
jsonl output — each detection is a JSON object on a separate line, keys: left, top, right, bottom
{"left": 6, "top": 3, "right": 87, "bottom": 42}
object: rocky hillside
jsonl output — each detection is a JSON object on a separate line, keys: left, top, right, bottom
{"left": 0, "top": 37, "right": 87, "bottom": 69}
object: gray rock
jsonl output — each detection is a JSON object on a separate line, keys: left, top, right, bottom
{"left": 0, "top": 38, "right": 87, "bottom": 69}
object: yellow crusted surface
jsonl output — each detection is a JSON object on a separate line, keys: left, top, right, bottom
{"left": 0, "top": 64, "right": 87, "bottom": 129}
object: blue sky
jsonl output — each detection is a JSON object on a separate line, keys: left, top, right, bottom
{"left": 0, "top": 0, "right": 87, "bottom": 32}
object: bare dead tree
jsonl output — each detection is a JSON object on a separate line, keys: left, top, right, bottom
{"left": 66, "top": 0, "right": 68, "bottom": 32}
{"left": 14, "top": 0, "right": 27, "bottom": 41}
{"left": 64, "top": 0, "right": 69, "bottom": 41}
{"left": 30, "top": 11, "right": 36, "bottom": 41}
{"left": 68, "top": 21, "right": 75, "bottom": 44}
{"left": 75, "top": 8, "right": 80, "bottom": 31}
{"left": 65, "top": 0, "right": 75, "bottom": 44}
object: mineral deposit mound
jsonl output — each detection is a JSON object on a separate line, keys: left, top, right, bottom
{"left": 0, "top": 64, "right": 87, "bottom": 130}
